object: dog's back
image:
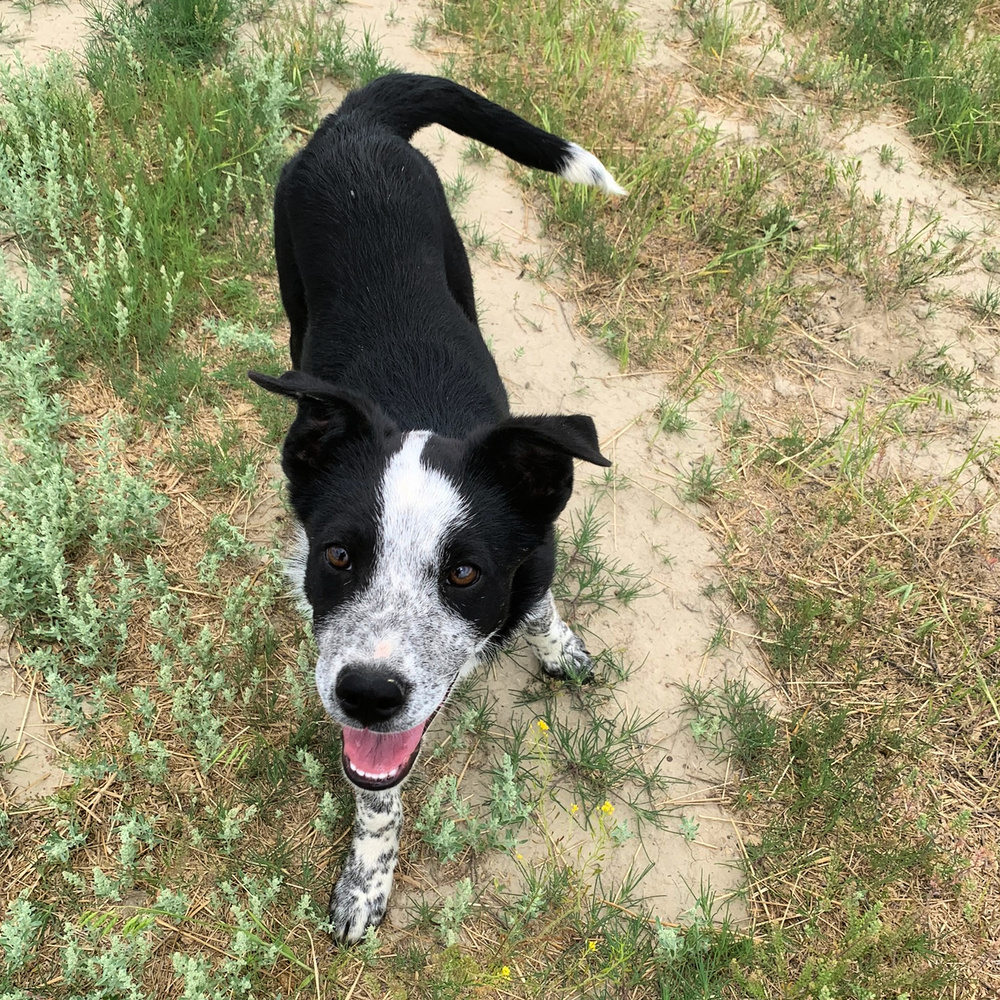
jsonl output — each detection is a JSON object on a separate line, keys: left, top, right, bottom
{"left": 273, "top": 73, "right": 623, "bottom": 437}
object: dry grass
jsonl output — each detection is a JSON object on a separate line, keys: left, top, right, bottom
{"left": 4, "top": 0, "right": 1000, "bottom": 993}
{"left": 0, "top": 366, "right": 666, "bottom": 994}
{"left": 705, "top": 436, "right": 1000, "bottom": 992}
{"left": 1, "top": 362, "right": 335, "bottom": 987}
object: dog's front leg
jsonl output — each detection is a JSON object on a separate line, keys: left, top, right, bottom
{"left": 329, "top": 785, "right": 403, "bottom": 943}
{"left": 522, "top": 590, "right": 595, "bottom": 681}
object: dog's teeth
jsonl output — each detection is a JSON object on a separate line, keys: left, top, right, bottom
{"left": 350, "top": 763, "right": 400, "bottom": 782}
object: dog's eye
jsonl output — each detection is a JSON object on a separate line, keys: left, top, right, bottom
{"left": 446, "top": 564, "right": 480, "bottom": 587}
{"left": 326, "top": 545, "right": 352, "bottom": 570}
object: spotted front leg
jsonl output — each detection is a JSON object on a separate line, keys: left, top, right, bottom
{"left": 329, "top": 786, "right": 403, "bottom": 943}
{"left": 522, "top": 590, "right": 594, "bottom": 681}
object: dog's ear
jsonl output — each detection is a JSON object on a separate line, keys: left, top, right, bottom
{"left": 248, "top": 370, "right": 394, "bottom": 477}
{"left": 248, "top": 369, "right": 358, "bottom": 404}
{"left": 472, "top": 414, "right": 611, "bottom": 524}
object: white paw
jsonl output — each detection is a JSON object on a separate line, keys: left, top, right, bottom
{"left": 328, "top": 857, "right": 393, "bottom": 944}
{"left": 527, "top": 626, "right": 595, "bottom": 682}
{"left": 328, "top": 787, "right": 402, "bottom": 944}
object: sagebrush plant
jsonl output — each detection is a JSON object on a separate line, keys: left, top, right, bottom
{"left": 0, "top": 14, "right": 293, "bottom": 385}
{"left": 0, "top": 342, "right": 88, "bottom": 630}
{"left": 414, "top": 754, "right": 533, "bottom": 862}
{"left": 435, "top": 877, "right": 477, "bottom": 947}
{"left": 0, "top": 12, "right": 360, "bottom": 993}
{"left": 0, "top": 342, "right": 169, "bottom": 742}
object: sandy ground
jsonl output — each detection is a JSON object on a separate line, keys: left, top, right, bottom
{"left": 0, "top": 0, "right": 758, "bottom": 923}
{"left": 641, "top": 0, "right": 1000, "bottom": 513}
{"left": 321, "top": 1, "right": 763, "bottom": 925}
{"left": 0, "top": 624, "right": 68, "bottom": 801}
{"left": 0, "top": 0, "right": 89, "bottom": 67}
{"left": 4, "top": 0, "right": 998, "bottom": 934}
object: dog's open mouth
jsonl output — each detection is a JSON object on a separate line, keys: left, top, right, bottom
{"left": 340, "top": 676, "right": 463, "bottom": 791}
{"left": 341, "top": 720, "right": 430, "bottom": 791}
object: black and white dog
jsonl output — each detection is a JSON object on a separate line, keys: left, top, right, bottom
{"left": 249, "top": 74, "right": 624, "bottom": 942}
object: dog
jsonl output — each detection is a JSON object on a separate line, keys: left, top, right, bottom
{"left": 249, "top": 73, "right": 625, "bottom": 942}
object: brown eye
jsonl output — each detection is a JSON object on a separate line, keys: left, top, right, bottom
{"left": 447, "top": 564, "right": 480, "bottom": 587}
{"left": 326, "top": 545, "right": 351, "bottom": 570}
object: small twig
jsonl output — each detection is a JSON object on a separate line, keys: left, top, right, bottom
{"left": 16, "top": 670, "right": 37, "bottom": 749}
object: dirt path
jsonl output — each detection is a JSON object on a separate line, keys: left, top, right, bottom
{"left": 636, "top": 0, "right": 1000, "bottom": 514}
{"left": 0, "top": 0, "right": 89, "bottom": 67}
{"left": 327, "top": 1, "right": 760, "bottom": 926}
{"left": 15, "top": 0, "right": 998, "bottom": 933}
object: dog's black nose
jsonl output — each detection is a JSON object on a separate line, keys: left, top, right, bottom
{"left": 335, "top": 669, "right": 408, "bottom": 726}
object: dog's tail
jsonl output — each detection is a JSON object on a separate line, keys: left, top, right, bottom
{"left": 336, "top": 73, "right": 626, "bottom": 196}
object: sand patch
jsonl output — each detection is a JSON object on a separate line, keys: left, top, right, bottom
{"left": 0, "top": 0, "right": 90, "bottom": 68}
{"left": 325, "top": 0, "right": 762, "bottom": 927}
{"left": 0, "top": 623, "right": 70, "bottom": 804}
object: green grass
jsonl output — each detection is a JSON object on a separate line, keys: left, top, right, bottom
{"left": 435, "top": 0, "right": 966, "bottom": 375}
{"left": 0, "top": 8, "right": 722, "bottom": 996}
{"left": 653, "top": 395, "right": 694, "bottom": 437}
{"left": 430, "top": 0, "right": 999, "bottom": 996}
{"left": 88, "top": 0, "right": 252, "bottom": 65}
{"left": 772, "top": 0, "right": 1000, "bottom": 173}
{"left": 0, "top": 46, "right": 282, "bottom": 387}
{"left": 553, "top": 498, "right": 647, "bottom": 616}
{"left": 706, "top": 392, "right": 996, "bottom": 995}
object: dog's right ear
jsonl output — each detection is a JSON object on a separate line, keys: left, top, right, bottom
{"left": 469, "top": 414, "right": 611, "bottom": 527}
{"left": 248, "top": 370, "right": 394, "bottom": 477}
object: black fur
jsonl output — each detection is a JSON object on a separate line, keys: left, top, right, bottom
{"left": 251, "top": 72, "right": 612, "bottom": 642}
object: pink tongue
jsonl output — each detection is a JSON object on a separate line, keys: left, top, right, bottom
{"left": 342, "top": 722, "right": 425, "bottom": 774}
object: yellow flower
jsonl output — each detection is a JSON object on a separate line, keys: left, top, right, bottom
{"left": 570, "top": 803, "right": 579, "bottom": 814}
{"left": 588, "top": 940, "right": 597, "bottom": 952}
{"left": 500, "top": 966, "right": 511, "bottom": 978}
{"left": 600, "top": 800, "right": 614, "bottom": 815}
{"left": 537, "top": 719, "right": 549, "bottom": 732}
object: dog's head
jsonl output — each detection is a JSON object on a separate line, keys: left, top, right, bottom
{"left": 249, "top": 369, "right": 610, "bottom": 790}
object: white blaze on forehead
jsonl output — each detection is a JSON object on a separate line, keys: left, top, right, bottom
{"left": 312, "top": 431, "right": 479, "bottom": 726}
{"left": 375, "top": 431, "right": 467, "bottom": 588}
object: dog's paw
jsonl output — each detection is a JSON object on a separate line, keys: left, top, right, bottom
{"left": 527, "top": 626, "right": 595, "bottom": 683}
{"left": 329, "top": 786, "right": 403, "bottom": 944}
{"left": 328, "top": 860, "right": 392, "bottom": 944}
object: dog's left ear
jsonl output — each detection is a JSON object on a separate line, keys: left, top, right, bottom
{"left": 248, "top": 369, "right": 351, "bottom": 403}
{"left": 472, "top": 414, "right": 611, "bottom": 524}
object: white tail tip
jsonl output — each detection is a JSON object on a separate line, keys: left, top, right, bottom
{"left": 560, "top": 142, "right": 627, "bottom": 196}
